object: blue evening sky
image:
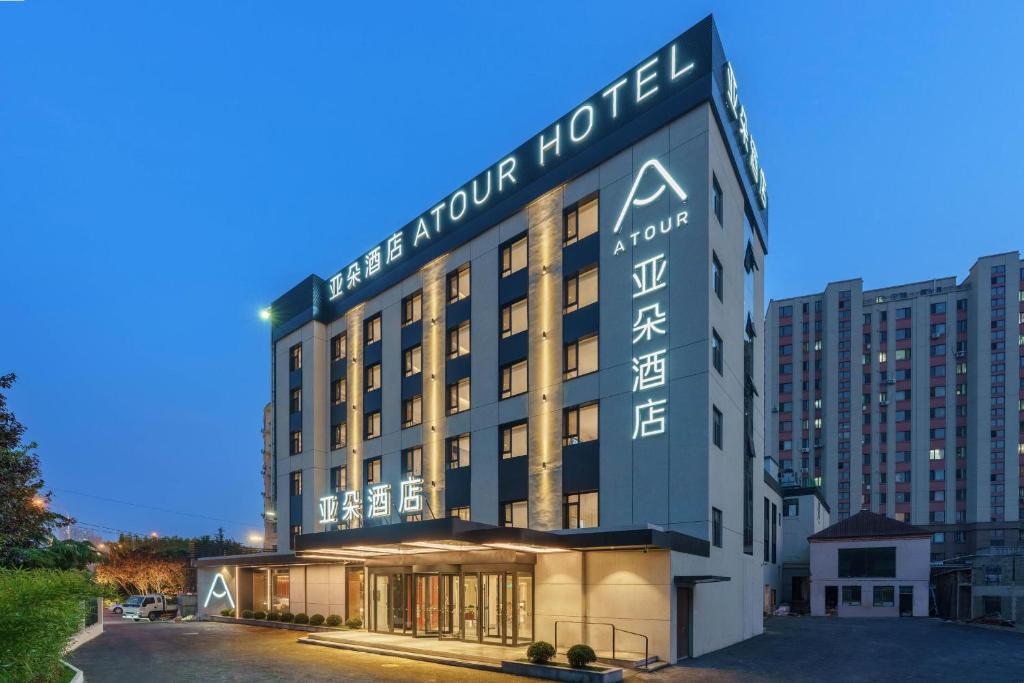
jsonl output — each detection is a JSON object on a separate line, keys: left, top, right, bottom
{"left": 1, "top": 2, "right": 1021, "bottom": 540}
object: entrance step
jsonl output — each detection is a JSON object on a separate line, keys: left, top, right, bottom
{"left": 594, "top": 653, "right": 667, "bottom": 672}
{"left": 299, "top": 633, "right": 505, "bottom": 672}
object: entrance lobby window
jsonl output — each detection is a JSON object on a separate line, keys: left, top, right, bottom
{"left": 564, "top": 491, "right": 599, "bottom": 529}
{"left": 271, "top": 569, "right": 290, "bottom": 613}
{"left": 501, "top": 500, "right": 528, "bottom": 528}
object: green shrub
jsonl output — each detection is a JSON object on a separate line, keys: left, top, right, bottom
{"left": 219, "top": 608, "right": 233, "bottom": 617}
{"left": 241, "top": 609, "right": 254, "bottom": 619}
{"left": 309, "top": 613, "right": 325, "bottom": 626}
{"left": 280, "top": 612, "right": 294, "bottom": 623}
{"left": 344, "top": 616, "right": 363, "bottom": 629}
{"left": 0, "top": 568, "right": 104, "bottom": 683}
{"left": 293, "top": 612, "right": 309, "bottom": 624}
{"left": 527, "top": 641, "right": 555, "bottom": 664}
{"left": 325, "top": 614, "right": 342, "bottom": 627}
{"left": 268, "top": 611, "right": 281, "bottom": 621}
{"left": 566, "top": 644, "right": 597, "bottom": 669}
{"left": 253, "top": 610, "right": 267, "bottom": 620}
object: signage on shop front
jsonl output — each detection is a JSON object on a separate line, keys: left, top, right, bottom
{"left": 203, "top": 573, "right": 235, "bottom": 609}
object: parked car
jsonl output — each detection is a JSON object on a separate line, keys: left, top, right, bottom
{"left": 110, "top": 602, "right": 126, "bottom": 615}
{"left": 122, "top": 594, "right": 177, "bottom": 621}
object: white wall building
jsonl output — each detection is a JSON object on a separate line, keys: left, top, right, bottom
{"left": 809, "top": 510, "right": 931, "bottom": 617}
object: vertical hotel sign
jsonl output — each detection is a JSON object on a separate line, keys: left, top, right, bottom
{"left": 612, "top": 160, "right": 689, "bottom": 439}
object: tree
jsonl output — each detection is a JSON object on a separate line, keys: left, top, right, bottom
{"left": 94, "top": 545, "right": 188, "bottom": 596}
{"left": 0, "top": 374, "right": 72, "bottom": 565}
{"left": 5, "top": 539, "right": 101, "bottom": 570}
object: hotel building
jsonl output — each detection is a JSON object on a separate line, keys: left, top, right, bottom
{"left": 200, "top": 16, "right": 778, "bottom": 661}
{"left": 766, "top": 252, "right": 1024, "bottom": 561}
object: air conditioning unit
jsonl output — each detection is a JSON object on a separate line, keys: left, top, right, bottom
{"left": 771, "top": 405, "right": 780, "bottom": 413}
{"left": 879, "top": 400, "right": 889, "bottom": 406}
{"left": 955, "top": 351, "right": 965, "bottom": 359}
{"left": 801, "top": 447, "right": 810, "bottom": 454}
{"left": 886, "top": 379, "right": 896, "bottom": 385}
{"left": 931, "top": 333, "right": 943, "bottom": 339}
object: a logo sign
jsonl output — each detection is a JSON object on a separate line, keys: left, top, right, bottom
{"left": 611, "top": 159, "right": 688, "bottom": 255}
{"left": 721, "top": 62, "right": 768, "bottom": 210}
{"left": 610, "top": 158, "right": 687, "bottom": 439}
{"left": 203, "top": 573, "right": 235, "bottom": 609}
{"left": 323, "top": 27, "right": 705, "bottom": 305}
{"left": 318, "top": 495, "right": 339, "bottom": 525}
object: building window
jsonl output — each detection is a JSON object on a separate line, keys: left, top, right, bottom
{"left": 403, "top": 345, "right": 422, "bottom": 377}
{"left": 331, "top": 465, "right": 347, "bottom": 492}
{"left": 783, "top": 499, "right": 799, "bottom": 517}
{"left": 501, "top": 298, "right": 528, "bottom": 338}
{"left": 501, "top": 500, "right": 528, "bottom": 528}
{"left": 447, "top": 378, "right": 471, "bottom": 415}
{"left": 448, "top": 506, "right": 470, "bottom": 521}
{"left": 564, "top": 196, "right": 598, "bottom": 246}
{"left": 712, "top": 507, "right": 723, "bottom": 547}
{"left": 712, "top": 406, "right": 723, "bottom": 449}
{"left": 712, "top": 252, "right": 723, "bottom": 302}
{"left": 364, "top": 315, "right": 382, "bottom": 345}
{"left": 712, "top": 174, "right": 723, "bottom": 224}
{"left": 365, "top": 457, "right": 381, "bottom": 485}
{"left": 332, "top": 333, "right": 347, "bottom": 362}
{"left": 290, "top": 430, "right": 302, "bottom": 455}
{"left": 447, "top": 263, "right": 471, "bottom": 303}
{"left": 290, "top": 343, "right": 302, "bottom": 371}
{"left": 563, "top": 402, "right": 598, "bottom": 445}
{"left": 290, "top": 388, "right": 302, "bottom": 414}
{"left": 447, "top": 433, "right": 471, "bottom": 469}
{"left": 842, "top": 586, "right": 862, "bottom": 606}
{"left": 364, "top": 411, "right": 381, "bottom": 440}
{"left": 500, "top": 360, "right": 528, "bottom": 399}
{"left": 838, "top": 547, "right": 896, "bottom": 577}
{"left": 402, "top": 291, "right": 422, "bottom": 326}
{"left": 402, "top": 395, "right": 423, "bottom": 428}
{"left": 365, "top": 363, "right": 382, "bottom": 391}
{"left": 564, "top": 491, "right": 598, "bottom": 529}
{"left": 402, "top": 447, "right": 423, "bottom": 477}
{"left": 564, "top": 334, "right": 599, "bottom": 380}
{"left": 290, "top": 525, "right": 302, "bottom": 549}
{"left": 564, "top": 266, "right": 599, "bottom": 313}
{"left": 500, "top": 421, "right": 528, "bottom": 459}
{"left": 448, "top": 321, "right": 471, "bottom": 358}
{"left": 289, "top": 470, "right": 302, "bottom": 496}
{"left": 333, "top": 422, "right": 347, "bottom": 450}
{"left": 712, "top": 329, "right": 723, "bottom": 375}
{"left": 501, "top": 235, "right": 528, "bottom": 277}
{"left": 332, "top": 378, "right": 347, "bottom": 405}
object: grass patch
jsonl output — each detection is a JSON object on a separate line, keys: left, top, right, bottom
{"left": 514, "top": 658, "right": 610, "bottom": 672}
{"left": 55, "top": 662, "right": 77, "bottom": 683}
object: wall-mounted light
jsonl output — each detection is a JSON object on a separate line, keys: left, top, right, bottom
{"left": 259, "top": 307, "right": 272, "bottom": 322}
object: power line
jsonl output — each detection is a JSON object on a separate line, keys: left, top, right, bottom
{"left": 51, "top": 488, "right": 254, "bottom": 529}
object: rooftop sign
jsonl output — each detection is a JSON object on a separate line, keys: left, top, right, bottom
{"left": 325, "top": 20, "right": 717, "bottom": 304}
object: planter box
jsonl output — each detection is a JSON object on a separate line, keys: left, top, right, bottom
{"left": 501, "top": 660, "right": 623, "bottom": 683}
{"left": 207, "top": 615, "right": 355, "bottom": 634}
{"left": 62, "top": 660, "right": 85, "bottom": 683}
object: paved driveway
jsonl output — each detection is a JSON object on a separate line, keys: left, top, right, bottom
{"left": 68, "top": 614, "right": 530, "bottom": 682}
{"left": 70, "top": 613, "right": 1024, "bottom": 682}
{"left": 660, "top": 616, "right": 1024, "bottom": 683}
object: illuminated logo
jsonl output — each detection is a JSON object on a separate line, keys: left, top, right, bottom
{"left": 203, "top": 573, "right": 235, "bottom": 609}
{"left": 319, "top": 495, "right": 339, "bottom": 525}
{"left": 611, "top": 159, "right": 688, "bottom": 256}
{"left": 722, "top": 62, "right": 768, "bottom": 210}
{"left": 398, "top": 477, "right": 424, "bottom": 514}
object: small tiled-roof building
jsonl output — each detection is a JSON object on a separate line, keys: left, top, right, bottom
{"left": 808, "top": 511, "right": 931, "bottom": 617}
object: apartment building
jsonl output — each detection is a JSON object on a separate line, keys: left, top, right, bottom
{"left": 766, "top": 252, "right": 1024, "bottom": 561}
{"left": 199, "top": 16, "right": 776, "bottom": 660}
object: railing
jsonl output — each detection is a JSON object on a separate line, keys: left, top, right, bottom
{"left": 553, "top": 620, "right": 649, "bottom": 672}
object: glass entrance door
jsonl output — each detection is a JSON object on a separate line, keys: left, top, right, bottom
{"left": 438, "top": 573, "right": 461, "bottom": 639}
{"left": 372, "top": 574, "right": 390, "bottom": 633}
{"left": 462, "top": 573, "right": 479, "bottom": 641}
{"left": 413, "top": 574, "right": 439, "bottom": 636}
{"left": 481, "top": 572, "right": 504, "bottom": 642}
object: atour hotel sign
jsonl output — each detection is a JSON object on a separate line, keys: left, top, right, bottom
{"left": 325, "top": 21, "right": 719, "bottom": 304}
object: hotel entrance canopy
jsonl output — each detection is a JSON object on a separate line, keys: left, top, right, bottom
{"left": 292, "top": 517, "right": 710, "bottom": 562}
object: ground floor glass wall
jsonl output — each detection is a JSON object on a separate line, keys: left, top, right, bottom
{"left": 369, "top": 568, "right": 533, "bottom": 645}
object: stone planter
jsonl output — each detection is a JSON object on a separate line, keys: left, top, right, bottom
{"left": 501, "top": 660, "right": 623, "bottom": 683}
{"left": 62, "top": 660, "right": 85, "bottom": 683}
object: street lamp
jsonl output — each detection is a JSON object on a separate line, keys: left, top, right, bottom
{"left": 31, "top": 496, "right": 46, "bottom": 509}
{"left": 248, "top": 533, "right": 264, "bottom": 546}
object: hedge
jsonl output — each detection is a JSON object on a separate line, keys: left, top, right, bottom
{"left": 0, "top": 569, "right": 103, "bottom": 683}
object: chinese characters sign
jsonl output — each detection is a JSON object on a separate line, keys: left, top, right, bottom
{"left": 722, "top": 62, "right": 768, "bottom": 210}
{"left": 318, "top": 477, "right": 425, "bottom": 526}
{"left": 611, "top": 158, "right": 688, "bottom": 440}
